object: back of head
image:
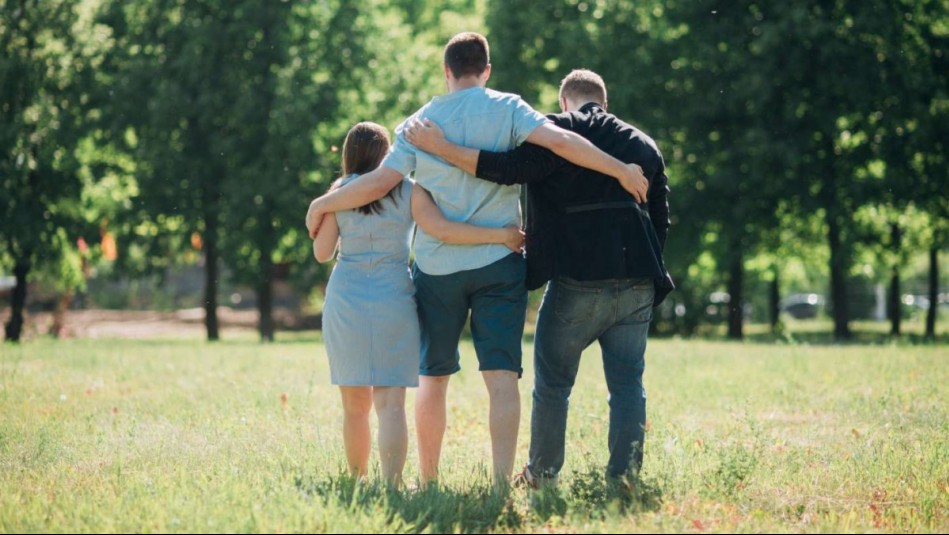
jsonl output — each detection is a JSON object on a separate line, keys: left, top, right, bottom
{"left": 444, "top": 32, "right": 490, "bottom": 79}
{"left": 559, "top": 69, "right": 608, "bottom": 107}
{"left": 342, "top": 121, "right": 390, "bottom": 177}
{"left": 341, "top": 122, "right": 397, "bottom": 215}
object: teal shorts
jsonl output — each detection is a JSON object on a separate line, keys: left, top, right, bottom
{"left": 412, "top": 253, "right": 527, "bottom": 378}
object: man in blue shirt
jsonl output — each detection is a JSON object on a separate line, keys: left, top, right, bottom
{"left": 404, "top": 69, "right": 672, "bottom": 489}
{"left": 305, "top": 33, "right": 646, "bottom": 487}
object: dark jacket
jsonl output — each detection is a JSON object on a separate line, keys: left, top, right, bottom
{"left": 475, "top": 103, "right": 674, "bottom": 305}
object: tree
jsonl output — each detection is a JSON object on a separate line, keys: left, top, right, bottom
{"left": 717, "top": 0, "right": 937, "bottom": 340}
{"left": 0, "top": 0, "right": 104, "bottom": 341}
{"left": 897, "top": 0, "right": 948, "bottom": 340}
{"left": 218, "top": 1, "right": 384, "bottom": 341}
{"left": 99, "top": 0, "right": 459, "bottom": 341}
{"left": 489, "top": 0, "right": 791, "bottom": 339}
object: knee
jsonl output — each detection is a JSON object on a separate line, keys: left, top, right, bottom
{"left": 533, "top": 384, "right": 572, "bottom": 404}
{"left": 373, "top": 388, "right": 406, "bottom": 415}
{"left": 343, "top": 402, "right": 371, "bottom": 419}
{"left": 418, "top": 376, "right": 450, "bottom": 399}
{"left": 341, "top": 392, "right": 373, "bottom": 418}
{"left": 535, "top": 366, "right": 577, "bottom": 389}
{"left": 606, "top": 386, "right": 645, "bottom": 408}
{"left": 606, "top": 377, "right": 645, "bottom": 398}
{"left": 484, "top": 372, "right": 520, "bottom": 403}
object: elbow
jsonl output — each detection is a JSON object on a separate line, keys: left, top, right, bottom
{"left": 314, "top": 244, "right": 336, "bottom": 264}
{"left": 547, "top": 131, "right": 572, "bottom": 153}
{"left": 419, "top": 220, "right": 450, "bottom": 242}
{"left": 429, "top": 227, "right": 452, "bottom": 243}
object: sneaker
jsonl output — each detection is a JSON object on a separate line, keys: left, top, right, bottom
{"left": 512, "top": 465, "right": 560, "bottom": 490}
{"left": 511, "top": 465, "right": 540, "bottom": 489}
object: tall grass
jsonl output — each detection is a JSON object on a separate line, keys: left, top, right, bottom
{"left": 1, "top": 337, "right": 946, "bottom": 532}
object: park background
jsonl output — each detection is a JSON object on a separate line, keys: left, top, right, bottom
{"left": 1, "top": 0, "right": 947, "bottom": 533}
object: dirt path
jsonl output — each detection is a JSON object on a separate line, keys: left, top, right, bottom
{"left": 1, "top": 308, "right": 311, "bottom": 339}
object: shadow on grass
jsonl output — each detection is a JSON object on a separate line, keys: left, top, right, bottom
{"left": 295, "top": 473, "right": 522, "bottom": 533}
{"left": 294, "top": 469, "right": 663, "bottom": 532}
{"left": 562, "top": 468, "right": 663, "bottom": 519}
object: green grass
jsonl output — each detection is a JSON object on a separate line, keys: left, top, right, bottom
{"left": 1, "top": 336, "right": 947, "bottom": 533}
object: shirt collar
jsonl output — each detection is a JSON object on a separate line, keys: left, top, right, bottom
{"left": 579, "top": 102, "right": 605, "bottom": 114}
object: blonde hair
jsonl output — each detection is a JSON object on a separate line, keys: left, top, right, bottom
{"left": 559, "top": 69, "right": 607, "bottom": 106}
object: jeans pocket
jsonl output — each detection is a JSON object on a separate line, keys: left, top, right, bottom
{"left": 553, "top": 280, "right": 601, "bottom": 325}
{"left": 622, "top": 286, "right": 656, "bottom": 323}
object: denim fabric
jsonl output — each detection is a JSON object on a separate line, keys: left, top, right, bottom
{"left": 528, "top": 276, "right": 655, "bottom": 480}
{"left": 412, "top": 253, "right": 527, "bottom": 377}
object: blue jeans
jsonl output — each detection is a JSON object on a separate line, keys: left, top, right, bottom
{"left": 528, "top": 276, "right": 655, "bottom": 480}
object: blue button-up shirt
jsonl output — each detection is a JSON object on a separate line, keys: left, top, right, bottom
{"left": 382, "top": 86, "right": 547, "bottom": 275}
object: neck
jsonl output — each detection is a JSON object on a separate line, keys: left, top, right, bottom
{"left": 449, "top": 76, "right": 483, "bottom": 92}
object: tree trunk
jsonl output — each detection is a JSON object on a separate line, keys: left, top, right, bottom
{"left": 203, "top": 209, "right": 220, "bottom": 341}
{"left": 257, "top": 256, "right": 275, "bottom": 343}
{"left": 888, "top": 267, "right": 901, "bottom": 337}
{"left": 727, "top": 255, "right": 743, "bottom": 340}
{"left": 828, "top": 214, "right": 851, "bottom": 339}
{"left": 770, "top": 267, "right": 781, "bottom": 332}
{"left": 926, "top": 246, "right": 938, "bottom": 339}
{"left": 889, "top": 223, "right": 902, "bottom": 337}
{"left": 4, "top": 259, "right": 31, "bottom": 342}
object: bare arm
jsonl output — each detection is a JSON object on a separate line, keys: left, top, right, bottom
{"left": 305, "top": 166, "right": 403, "bottom": 238}
{"left": 312, "top": 213, "right": 339, "bottom": 263}
{"left": 410, "top": 184, "right": 524, "bottom": 252}
{"left": 526, "top": 122, "right": 648, "bottom": 202}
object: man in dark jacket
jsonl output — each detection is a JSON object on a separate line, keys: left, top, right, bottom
{"left": 404, "top": 69, "right": 673, "bottom": 487}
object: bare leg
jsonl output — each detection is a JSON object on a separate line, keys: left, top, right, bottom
{"left": 372, "top": 386, "right": 407, "bottom": 488}
{"left": 415, "top": 375, "right": 450, "bottom": 486}
{"left": 482, "top": 369, "right": 521, "bottom": 485}
{"left": 339, "top": 386, "right": 373, "bottom": 479}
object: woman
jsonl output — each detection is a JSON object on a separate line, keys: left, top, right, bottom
{"left": 312, "top": 122, "right": 522, "bottom": 487}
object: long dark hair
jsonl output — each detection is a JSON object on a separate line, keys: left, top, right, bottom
{"left": 338, "top": 122, "right": 400, "bottom": 215}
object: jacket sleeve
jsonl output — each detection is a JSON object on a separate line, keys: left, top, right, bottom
{"left": 474, "top": 142, "right": 566, "bottom": 186}
{"left": 648, "top": 156, "right": 670, "bottom": 251}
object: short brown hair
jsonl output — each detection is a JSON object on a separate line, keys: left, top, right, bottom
{"left": 339, "top": 122, "right": 399, "bottom": 215}
{"left": 559, "top": 69, "right": 607, "bottom": 106}
{"left": 444, "top": 32, "right": 489, "bottom": 79}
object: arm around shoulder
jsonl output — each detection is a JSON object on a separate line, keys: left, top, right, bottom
{"left": 314, "top": 166, "right": 404, "bottom": 213}
{"left": 525, "top": 123, "right": 648, "bottom": 202}
{"left": 306, "top": 166, "right": 404, "bottom": 238}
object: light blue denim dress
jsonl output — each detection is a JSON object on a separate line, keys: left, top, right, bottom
{"left": 323, "top": 176, "right": 420, "bottom": 387}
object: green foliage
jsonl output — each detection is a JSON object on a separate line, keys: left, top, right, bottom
{"left": 0, "top": 0, "right": 105, "bottom": 289}
{"left": 2, "top": 0, "right": 945, "bottom": 340}
{"left": 486, "top": 0, "right": 947, "bottom": 337}
{"left": 90, "top": 0, "right": 485, "bottom": 339}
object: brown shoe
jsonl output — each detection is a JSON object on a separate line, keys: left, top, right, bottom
{"left": 510, "top": 465, "right": 539, "bottom": 489}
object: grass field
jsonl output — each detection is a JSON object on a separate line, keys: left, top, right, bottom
{"left": 1, "top": 335, "right": 947, "bottom": 533}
